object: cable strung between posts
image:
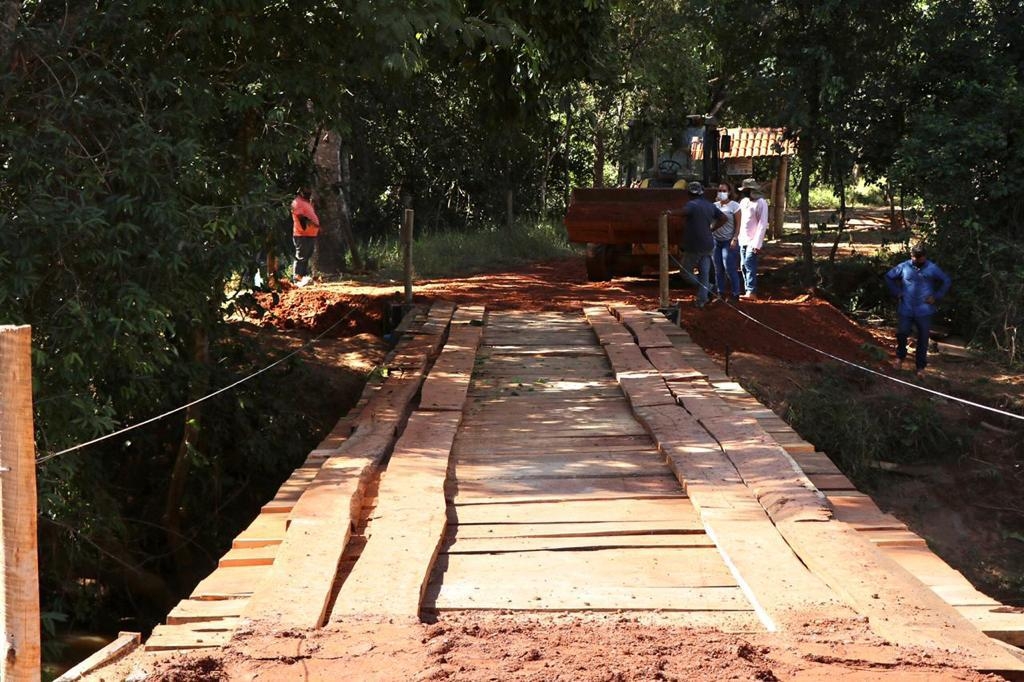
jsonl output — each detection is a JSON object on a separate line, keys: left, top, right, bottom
{"left": 37, "top": 295, "right": 373, "bottom": 464}
{"left": 668, "top": 253, "right": 1024, "bottom": 423}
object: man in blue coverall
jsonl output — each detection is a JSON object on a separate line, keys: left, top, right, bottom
{"left": 885, "top": 244, "right": 952, "bottom": 376}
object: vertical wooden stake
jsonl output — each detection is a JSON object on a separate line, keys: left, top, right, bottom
{"left": 0, "top": 325, "right": 40, "bottom": 682}
{"left": 658, "top": 213, "right": 670, "bottom": 309}
{"left": 402, "top": 209, "right": 414, "bottom": 305}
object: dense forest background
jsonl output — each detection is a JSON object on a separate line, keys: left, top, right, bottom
{"left": 1, "top": 0, "right": 1022, "bottom": 638}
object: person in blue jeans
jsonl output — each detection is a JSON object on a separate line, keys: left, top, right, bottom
{"left": 664, "top": 182, "right": 726, "bottom": 308}
{"left": 885, "top": 244, "right": 952, "bottom": 376}
{"left": 712, "top": 181, "right": 742, "bottom": 301}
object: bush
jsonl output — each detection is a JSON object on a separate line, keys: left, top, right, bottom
{"left": 786, "top": 368, "right": 969, "bottom": 476}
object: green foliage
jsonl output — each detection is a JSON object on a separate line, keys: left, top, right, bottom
{"left": 787, "top": 368, "right": 969, "bottom": 476}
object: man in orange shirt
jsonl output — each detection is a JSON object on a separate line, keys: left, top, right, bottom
{"left": 290, "top": 186, "right": 320, "bottom": 287}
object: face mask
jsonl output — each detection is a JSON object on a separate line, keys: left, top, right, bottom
{"left": 717, "top": 192, "right": 728, "bottom": 201}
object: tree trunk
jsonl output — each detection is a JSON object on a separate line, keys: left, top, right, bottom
{"left": 563, "top": 102, "right": 574, "bottom": 210}
{"left": 163, "top": 326, "right": 209, "bottom": 583}
{"left": 313, "top": 130, "right": 345, "bottom": 274}
{"left": 1, "top": 1, "right": 19, "bottom": 66}
{"left": 593, "top": 125, "right": 605, "bottom": 188}
{"left": 798, "top": 142, "right": 815, "bottom": 284}
{"left": 829, "top": 175, "right": 847, "bottom": 265}
{"left": 771, "top": 156, "right": 789, "bottom": 240}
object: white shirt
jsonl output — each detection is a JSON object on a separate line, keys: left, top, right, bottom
{"left": 737, "top": 196, "right": 769, "bottom": 249}
{"left": 712, "top": 200, "right": 741, "bottom": 241}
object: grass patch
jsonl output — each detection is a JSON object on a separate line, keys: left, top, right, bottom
{"left": 364, "top": 219, "right": 579, "bottom": 278}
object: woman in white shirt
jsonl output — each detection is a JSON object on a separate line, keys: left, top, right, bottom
{"left": 712, "top": 181, "right": 742, "bottom": 301}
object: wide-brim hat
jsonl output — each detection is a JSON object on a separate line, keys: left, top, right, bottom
{"left": 687, "top": 181, "right": 704, "bottom": 196}
{"left": 740, "top": 178, "right": 762, "bottom": 192}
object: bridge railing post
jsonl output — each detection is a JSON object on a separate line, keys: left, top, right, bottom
{"left": 402, "top": 209, "right": 414, "bottom": 306}
{"left": 0, "top": 325, "right": 40, "bottom": 682}
{"left": 658, "top": 213, "right": 669, "bottom": 309}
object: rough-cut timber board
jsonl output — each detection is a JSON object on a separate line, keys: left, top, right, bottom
{"left": 450, "top": 473, "right": 682, "bottom": 502}
{"left": 145, "top": 620, "right": 238, "bottom": 651}
{"left": 57, "top": 632, "right": 140, "bottom": 680}
{"left": 429, "top": 580, "right": 751, "bottom": 612}
{"left": 454, "top": 453, "right": 666, "bottom": 481}
{"left": 436, "top": 546, "right": 736, "bottom": 589}
{"left": 443, "top": 532, "right": 714, "bottom": 554}
{"left": 448, "top": 496, "right": 694, "bottom": 524}
{"left": 239, "top": 302, "right": 457, "bottom": 631}
{"left": 232, "top": 514, "right": 287, "bottom": 549}
{"left": 190, "top": 566, "right": 267, "bottom": 600}
{"left": 330, "top": 410, "right": 463, "bottom": 621}
{"left": 167, "top": 599, "right": 246, "bottom": 625}
{"left": 448, "top": 519, "right": 706, "bottom": 540}
{"left": 452, "top": 434, "right": 651, "bottom": 456}
{"left": 958, "top": 605, "right": 1024, "bottom": 646}
{"left": 827, "top": 494, "right": 907, "bottom": 530}
{"left": 218, "top": 545, "right": 277, "bottom": 567}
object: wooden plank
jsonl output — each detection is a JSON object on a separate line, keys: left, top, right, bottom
{"left": 219, "top": 545, "right": 277, "bottom": 568}
{"left": 455, "top": 455, "right": 668, "bottom": 481}
{"left": 827, "top": 494, "right": 907, "bottom": 530}
{"left": 232, "top": 514, "right": 287, "bottom": 549}
{"left": 429, "top": 581, "right": 751, "bottom": 612}
{"left": 958, "top": 605, "right": 1024, "bottom": 647}
{"left": 450, "top": 473, "right": 682, "bottom": 502}
{"left": 776, "top": 519, "right": 1024, "bottom": 674}
{"left": 433, "top": 546, "right": 736, "bottom": 589}
{"left": 807, "top": 473, "right": 857, "bottom": 491}
{"left": 329, "top": 411, "right": 461, "bottom": 620}
{"left": 56, "top": 631, "right": 140, "bottom": 681}
{"left": 444, "top": 532, "right": 713, "bottom": 554}
{"left": 166, "top": 599, "right": 246, "bottom": 625}
{"left": 191, "top": 566, "right": 268, "bottom": 600}
{"left": 449, "top": 519, "right": 707, "bottom": 539}
{"left": 448, "top": 496, "right": 693, "bottom": 524}
{"left": 144, "top": 621, "right": 237, "bottom": 651}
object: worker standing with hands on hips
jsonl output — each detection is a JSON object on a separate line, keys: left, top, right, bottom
{"left": 291, "top": 186, "right": 320, "bottom": 287}
{"left": 885, "top": 244, "right": 951, "bottom": 377}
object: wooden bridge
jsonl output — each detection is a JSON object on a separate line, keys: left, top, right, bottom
{"left": 68, "top": 302, "right": 1024, "bottom": 678}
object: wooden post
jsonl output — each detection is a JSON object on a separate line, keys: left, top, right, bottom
{"left": 0, "top": 325, "right": 40, "bottom": 682}
{"left": 402, "top": 209, "right": 414, "bottom": 305}
{"left": 658, "top": 213, "right": 670, "bottom": 309}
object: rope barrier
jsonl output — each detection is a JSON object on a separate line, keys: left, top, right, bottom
{"left": 668, "top": 253, "right": 1024, "bottom": 423}
{"left": 36, "top": 296, "right": 370, "bottom": 465}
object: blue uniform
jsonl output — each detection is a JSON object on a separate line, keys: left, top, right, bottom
{"left": 885, "top": 259, "right": 951, "bottom": 370}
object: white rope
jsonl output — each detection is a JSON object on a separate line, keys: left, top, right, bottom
{"left": 37, "top": 298, "right": 367, "bottom": 464}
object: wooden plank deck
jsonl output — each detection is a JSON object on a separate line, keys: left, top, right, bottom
{"left": 135, "top": 303, "right": 1024, "bottom": 677}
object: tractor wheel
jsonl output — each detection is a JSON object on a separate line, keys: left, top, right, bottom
{"left": 585, "top": 244, "right": 613, "bottom": 281}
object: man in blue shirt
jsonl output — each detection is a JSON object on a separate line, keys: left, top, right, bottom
{"left": 885, "top": 244, "right": 952, "bottom": 376}
{"left": 664, "top": 182, "right": 726, "bottom": 308}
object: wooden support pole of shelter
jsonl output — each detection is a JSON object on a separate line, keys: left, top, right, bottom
{"left": 658, "top": 213, "right": 669, "bottom": 309}
{"left": 0, "top": 325, "right": 40, "bottom": 681}
{"left": 770, "top": 156, "right": 789, "bottom": 240}
{"left": 402, "top": 208, "right": 415, "bottom": 305}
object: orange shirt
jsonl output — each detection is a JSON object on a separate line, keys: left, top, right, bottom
{"left": 291, "top": 195, "right": 320, "bottom": 237}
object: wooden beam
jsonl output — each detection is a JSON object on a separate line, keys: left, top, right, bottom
{"left": 0, "top": 325, "right": 40, "bottom": 681}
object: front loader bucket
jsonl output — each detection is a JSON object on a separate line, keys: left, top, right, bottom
{"left": 563, "top": 188, "right": 690, "bottom": 246}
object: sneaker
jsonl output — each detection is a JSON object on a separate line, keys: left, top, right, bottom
{"left": 739, "top": 292, "right": 758, "bottom": 300}
{"left": 296, "top": 275, "right": 312, "bottom": 288}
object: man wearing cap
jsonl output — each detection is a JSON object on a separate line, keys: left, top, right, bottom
{"left": 885, "top": 244, "right": 951, "bottom": 376}
{"left": 737, "top": 178, "right": 769, "bottom": 299}
{"left": 664, "top": 182, "right": 726, "bottom": 308}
